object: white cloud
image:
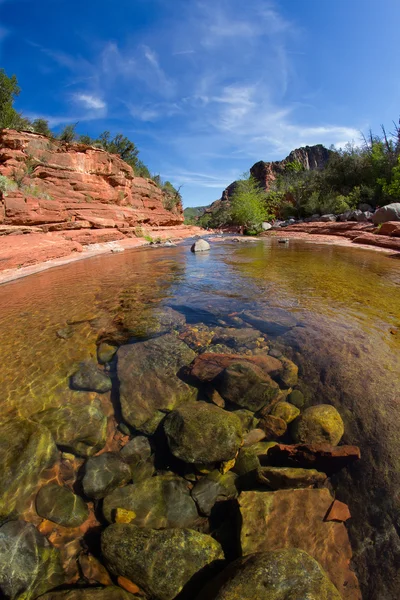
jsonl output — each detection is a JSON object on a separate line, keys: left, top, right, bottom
{"left": 74, "top": 93, "right": 106, "bottom": 110}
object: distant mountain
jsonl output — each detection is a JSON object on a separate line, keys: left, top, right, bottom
{"left": 183, "top": 205, "right": 209, "bottom": 222}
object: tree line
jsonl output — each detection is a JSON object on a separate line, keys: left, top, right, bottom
{"left": 0, "top": 68, "right": 181, "bottom": 208}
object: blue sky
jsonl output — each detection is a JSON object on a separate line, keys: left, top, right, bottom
{"left": 1, "top": 0, "right": 399, "bottom": 207}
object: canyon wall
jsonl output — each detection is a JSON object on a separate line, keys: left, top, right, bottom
{"left": 0, "top": 129, "right": 183, "bottom": 232}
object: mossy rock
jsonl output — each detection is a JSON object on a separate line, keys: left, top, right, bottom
{"left": 271, "top": 401, "right": 300, "bottom": 424}
{"left": 117, "top": 334, "right": 197, "bottom": 433}
{"left": 102, "top": 523, "right": 223, "bottom": 600}
{"left": 192, "top": 470, "right": 238, "bottom": 516}
{"left": 103, "top": 473, "right": 198, "bottom": 528}
{"left": 0, "top": 418, "right": 58, "bottom": 521}
{"left": 257, "top": 467, "right": 327, "bottom": 489}
{"left": 196, "top": 548, "right": 341, "bottom": 599}
{"left": 39, "top": 588, "right": 138, "bottom": 600}
{"left": 121, "top": 306, "right": 186, "bottom": 339}
{"left": 97, "top": 343, "right": 118, "bottom": 365}
{"left": 232, "top": 409, "right": 258, "bottom": 432}
{"left": 82, "top": 453, "right": 132, "bottom": 500}
{"left": 278, "top": 356, "right": 299, "bottom": 388}
{"left": 258, "top": 415, "right": 287, "bottom": 440}
{"left": 36, "top": 483, "right": 89, "bottom": 527}
{"left": 164, "top": 402, "right": 243, "bottom": 464}
{"left": 291, "top": 404, "right": 344, "bottom": 446}
{"left": 0, "top": 520, "right": 64, "bottom": 600}
{"left": 215, "top": 362, "right": 280, "bottom": 412}
{"left": 70, "top": 361, "right": 112, "bottom": 393}
{"left": 288, "top": 389, "right": 305, "bottom": 408}
{"left": 32, "top": 401, "right": 107, "bottom": 457}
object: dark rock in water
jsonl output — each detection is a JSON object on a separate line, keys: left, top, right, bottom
{"left": 32, "top": 401, "right": 107, "bottom": 457}
{"left": 211, "top": 327, "right": 262, "bottom": 350}
{"left": 0, "top": 418, "right": 58, "bottom": 520}
{"left": 239, "top": 489, "right": 361, "bottom": 600}
{"left": 278, "top": 356, "right": 299, "bottom": 388}
{"left": 102, "top": 523, "right": 223, "bottom": 600}
{"left": 190, "top": 352, "right": 282, "bottom": 383}
{"left": 36, "top": 483, "right": 89, "bottom": 526}
{"left": 271, "top": 401, "right": 300, "bottom": 423}
{"left": 82, "top": 453, "right": 132, "bottom": 500}
{"left": 120, "top": 436, "right": 154, "bottom": 482}
{"left": 243, "top": 428, "right": 266, "bottom": 446}
{"left": 233, "top": 447, "right": 260, "bottom": 478}
{"left": 164, "top": 402, "right": 243, "bottom": 464}
{"left": 122, "top": 306, "right": 186, "bottom": 339}
{"left": 215, "top": 362, "right": 280, "bottom": 412}
{"left": 291, "top": 405, "right": 344, "bottom": 446}
{"left": 117, "top": 334, "right": 197, "bottom": 434}
{"left": 262, "top": 443, "right": 361, "bottom": 475}
{"left": 242, "top": 308, "right": 298, "bottom": 336}
{"left": 256, "top": 466, "right": 326, "bottom": 489}
{"left": 97, "top": 342, "right": 118, "bottom": 365}
{"left": 191, "top": 470, "right": 238, "bottom": 515}
{"left": 258, "top": 414, "right": 287, "bottom": 440}
{"left": 103, "top": 473, "right": 199, "bottom": 528}
{"left": 70, "top": 361, "right": 112, "bottom": 393}
{"left": 39, "top": 588, "right": 137, "bottom": 600}
{"left": 232, "top": 410, "right": 258, "bottom": 433}
{"left": 287, "top": 389, "right": 305, "bottom": 408}
{"left": 196, "top": 549, "right": 342, "bottom": 600}
{"left": 0, "top": 520, "right": 64, "bottom": 599}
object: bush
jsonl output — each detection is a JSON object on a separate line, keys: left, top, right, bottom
{"left": 0, "top": 174, "right": 17, "bottom": 195}
{"left": 231, "top": 174, "right": 268, "bottom": 229}
{"left": 59, "top": 124, "right": 77, "bottom": 143}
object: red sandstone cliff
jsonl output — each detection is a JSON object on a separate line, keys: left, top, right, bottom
{"left": 0, "top": 129, "right": 183, "bottom": 231}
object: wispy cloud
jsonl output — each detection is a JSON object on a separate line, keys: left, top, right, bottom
{"left": 74, "top": 93, "right": 106, "bottom": 110}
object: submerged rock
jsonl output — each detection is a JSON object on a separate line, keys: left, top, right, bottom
{"left": 191, "top": 239, "right": 210, "bottom": 252}
{"left": 0, "top": 520, "right": 64, "bottom": 600}
{"left": 102, "top": 523, "right": 223, "bottom": 600}
{"left": 117, "top": 334, "right": 197, "bottom": 433}
{"left": 192, "top": 470, "right": 238, "bottom": 515}
{"left": 82, "top": 453, "right": 132, "bottom": 500}
{"left": 256, "top": 466, "right": 326, "bottom": 489}
{"left": 215, "top": 362, "right": 280, "bottom": 411}
{"left": 97, "top": 343, "right": 118, "bottom": 365}
{"left": 190, "top": 352, "right": 282, "bottom": 383}
{"left": 39, "top": 588, "right": 137, "bottom": 600}
{"left": 103, "top": 473, "right": 198, "bottom": 528}
{"left": 197, "top": 549, "right": 342, "bottom": 600}
{"left": 287, "top": 389, "right": 305, "bottom": 408}
{"left": 239, "top": 489, "right": 360, "bottom": 600}
{"left": 32, "top": 401, "right": 107, "bottom": 457}
{"left": 291, "top": 404, "right": 344, "bottom": 446}
{"left": 164, "top": 402, "right": 243, "bottom": 464}
{"left": 271, "top": 401, "right": 300, "bottom": 423}
{"left": 36, "top": 483, "right": 89, "bottom": 527}
{"left": 123, "top": 306, "right": 186, "bottom": 339}
{"left": 0, "top": 418, "right": 58, "bottom": 520}
{"left": 211, "top": 327, "right": 262, "bottom": 350}
{"left": 242, "top": 308, "right": 298, "bottom": 336}
{"left": 70, "top": 361, "right": 112, "bottom": 393}
{"left": 262, "top": 442, "right": 361, "bottom": 475}
{"left": 258, "top": 414, "right": 287, "bottom": 440}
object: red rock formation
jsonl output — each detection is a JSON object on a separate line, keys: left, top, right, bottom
{"left": 0, "top": 129, "right": 183, "bottom": 230}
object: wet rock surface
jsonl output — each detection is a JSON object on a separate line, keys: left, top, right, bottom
{"left": 102, "top": 523, "right": 223, "bottom": 600}
{"left": 82, "top": 453, "right": 132, "bottom": 499}
{"left": 291, "top": 404, "right": 345, "bottom": 445}
{"left": 70, "top": 361, "right": 112, "bottom": 393}
{"left": 39, "top": 589, "right": 138, "bottom": 600}
{"left": 36, "top": 483, "right": 89, "bottom": 526}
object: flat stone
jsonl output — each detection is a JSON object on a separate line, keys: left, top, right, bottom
{"left": 256, "top": 466, "right": 327, "bottom": 489}
{"left": 242, "top": 308, "right": 298, "bottom": 336}
{"left": 262, "top": 443, "right": 361, "bottom": 475}
{"left": 243, "top": 428, "right": 266, "bottom": 447}
{"left": 102, "top": 523, "right": 223, "bottom": 600}
{"left": 258, "top": 414, "right": 287, "bottom": 440}
{"left": 97, "top": 343, "right": 118, "bottom": 364}
{"left": 191, "top": 470, "right": 238, "bottom": 515}
{"left": 325, "top": 499, "right": 351, "bottom": 522}
{"left": 39, "top": 588, "right": 137, "bottom": 600}
{"left": 36, "top": 483, "right": 89, "bottom": 527}
{"left": 82, "top": 453, "right": 132, "bottom": 499}
{"left": 239, "top": 489, "right": 361, "bottom": 600}
{"left": 70, "top": 361, "right": 112, "bottom": 393}
{"left": 190, "top": 352, "right": 282, "bottom": 383}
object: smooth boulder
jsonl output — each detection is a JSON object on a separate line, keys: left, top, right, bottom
{"left": 36, "top": 483, "right": 89, "bottom": 527}
{"left": 291, "top": 404, "right": 344, "bottom": 446}
{"left": 32, "top": 401, "right": 107, "bottom": 457}
{"left": 191, "top": 239, "right": 210, "bottom": 252}
{"left": 70, "top": 361, "right": 112, "bottom": 393}
{"left": 82, "top": 453, "right": 132, "bottom": 500}
{"left": 117, "top": 334, "right": 197, "bottom": 433}
{"left": 103, "top": 473, "right": 198, "bottom": 528}
{"left": 215, "top": 362, "right": 280, "bottom": 411}
{"left": 196, "top": 549, "right": 341, "bottom": 600}
{"left": 0, "top": 520, "right": 64, "bottom": 600}
{"left": 372, "top": 202, "right": 400, "bottom": 224}
{"left": 102, "top": 523, "right": 223, "bottom": 600}
{"left": 164, "top": 402, "right": 243, "bottom": 464}
{"left": 0, "top": 418, "right": 57, "bottom": 520}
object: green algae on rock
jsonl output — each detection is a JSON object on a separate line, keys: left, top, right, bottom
{"left": 164, "top": 401, "right": 243, "bottom": 464}
{"left": 271, "top": 401, "right": 300, "bottom": 423}
{"left": 32, "top": 401, "right": 107, "bottom": 457}
{"left": 117, "top": 333, "right": 197, "bottom": 433}
{"left": 191, "top": 470, "right": 238, "bottom": 515}
{"left": 196, "top": 549, "right": 341, "bottom": 600}
{"left": 0, "top": 418, "right": 58, "bottom": 520}
{"left": 36, "top": 483, "right": 89, "bottom": 527}
{"left": 256, "top": 466, "right": 327, "bottom": 489}
{"left": 82, "top": 453, "right": 132, "bottom": 500}
{"left": 215, "top": 362, "right": 280, "bottom": 411}
{"left": 102, "top": 523, "right": 223, "bottom": 600}
{"left": 102, "top": 473, "right": 198, "bottom": 528}
{"left": 39, "top": 588, "right": 138, "bottom": 600}
{"left": 0, "top": 520, "right": 64, "bottom": 600}
{"left": 70, "top": 361, "right": 112, "bottom": 393}
{"left": 291, "top": 404, "right": 345, "bottom": 446}
{"left": 97, "top": 342, "right": 118, "bottom": 365}
{"left": 287, "top": 389, "right": 305, "bottom": 408}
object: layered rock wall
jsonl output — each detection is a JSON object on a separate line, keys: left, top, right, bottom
{"left": 0, "top": 129, "right": 183, "bottom": 231}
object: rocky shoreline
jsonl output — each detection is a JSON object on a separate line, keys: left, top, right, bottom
{"left": 0, "top": 300, "right": 362, "bottom": 599}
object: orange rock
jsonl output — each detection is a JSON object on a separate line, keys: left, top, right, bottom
{"left": 79, "top": 553, "right": 113, "bottom": 585}
{"left": 117, "top": 576, "right": 140, "bottom": 594}
{"left": 325, "top": 499, "right": 351, "bottom": 522}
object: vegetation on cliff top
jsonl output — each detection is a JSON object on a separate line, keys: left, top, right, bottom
{"left": 0, "top": 68, "right": 182, "bottom": 212}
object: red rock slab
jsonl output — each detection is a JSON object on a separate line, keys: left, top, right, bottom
{"left": 260, "top": 443, "right": 361, "bottom": 475}
{"left": 325, "top": 499, "right": 351, "bottom": 522}
{"left": 351, "top": 233, "right": 400, "bottom": 251}
{"left": 375, "top": 221, "right": 400, "bottom": 236}
{"left": 0, "top": 232, "right": 82, "bottom": 271}
{"left": 189, "top": 352, "right": 283, "bottom": 382}
{"left": 239, "top": 489, "right": 361, "bottom": 600}
{"left": 61, "top": 229, "right": 126, "bottom": 245}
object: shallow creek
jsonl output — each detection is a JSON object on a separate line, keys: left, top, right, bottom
{"left": 0, "top": 236, "right": 399, "bottom": 600}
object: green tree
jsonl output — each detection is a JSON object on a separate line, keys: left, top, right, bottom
{"left": 231, "top": 174, "right": 268, "bottom": 231}
{"left": 0, "top": 69, "right": 31, "bottom": 130}
{"left": 79, "top": 133, "right": 95, "bottom": 145}
{"left": 59, "top": 124, "right": 77, "bottom": 143}
{"left": 97, "top": 131, "right": 139, "bottom": 168}
{"left": 32, "top": 119, "right": 53, "bottom": 137}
